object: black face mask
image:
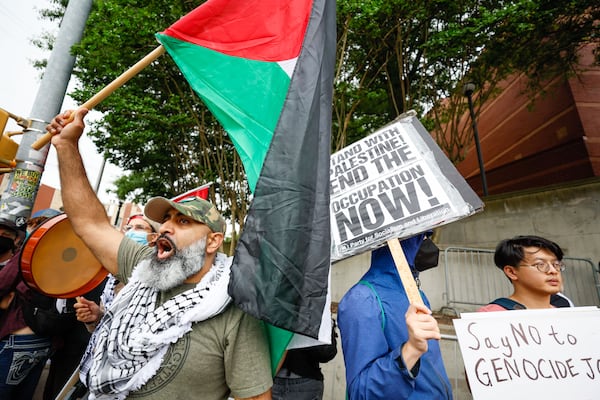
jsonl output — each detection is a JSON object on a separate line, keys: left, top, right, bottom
{"left": 414, "top": 236, "right": 439, "bottom": 272}
{"left": 0, "top": 236, "right": 15, "bottom": 254}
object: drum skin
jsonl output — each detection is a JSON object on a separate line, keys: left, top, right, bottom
{"left": 20, "top": 213, "right": 108, "bottom": 298}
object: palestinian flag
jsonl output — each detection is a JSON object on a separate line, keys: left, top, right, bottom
{"left": 157, "top": 0, "right": 335, "bottom": 372}
{"left": 171, "top": 182, "right": 212, "bottom": 202}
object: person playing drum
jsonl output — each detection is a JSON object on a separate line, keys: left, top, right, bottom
{"left": 0, "top": 212, "right": 59, "bottom": 399}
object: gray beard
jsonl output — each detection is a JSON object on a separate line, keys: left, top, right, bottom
{"left": 135, "top": 237, "right": 207, "bottom": 291}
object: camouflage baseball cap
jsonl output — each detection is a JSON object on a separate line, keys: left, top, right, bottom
{"left": 144, "top": 196, "right": 226, "bottom": 233}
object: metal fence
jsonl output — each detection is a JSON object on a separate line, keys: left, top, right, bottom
{"left": 439, "top": 333, "right": 472, "bottom": 400}
{"left": 442, "top": 246, "right": 600, "bottom": 314}
{"left": 323, "top": 246, "right": 599, "bottom": 400}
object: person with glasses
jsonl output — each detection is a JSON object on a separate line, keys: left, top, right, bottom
{"left": 123, "top": 214, "right": 158, "bottom": 243}
{"left": 478, "top": 235, "right": 569, "bottom": 311}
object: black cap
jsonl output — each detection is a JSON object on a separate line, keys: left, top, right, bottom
{"left": 0, "top": 218, "right": 20, "bottom": 234}
{"left": 0, "top": 217, "right": 25, "bottom": 244}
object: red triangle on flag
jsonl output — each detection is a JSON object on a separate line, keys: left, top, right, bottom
{"left": 171, "top": 182, "right": 212, "bottom": 202}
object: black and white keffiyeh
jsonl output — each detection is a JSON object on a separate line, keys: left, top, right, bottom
{"left": 84, "top": 252, "right": 232, "bottom": 400}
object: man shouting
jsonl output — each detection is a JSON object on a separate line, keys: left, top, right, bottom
{"left": 47, "top": 109, "right": 272, "bottom": 400}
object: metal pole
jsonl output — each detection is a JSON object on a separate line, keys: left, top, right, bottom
{"left": 0, "top": 0, "right": 93, "bottom": 228}
{"left": 93, "top": 156, "right": 107, "bottom": 194}
{"left": 463, "top": 83, "right": 488, "bottom": 196}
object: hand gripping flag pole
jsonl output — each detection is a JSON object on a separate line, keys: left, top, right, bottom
{"left": 31, "top": 45, "right": 166, "bottom": 150}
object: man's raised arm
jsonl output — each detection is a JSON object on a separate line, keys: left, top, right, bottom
{"left": 47, "top": 108, "right": 122, "bottom": 274}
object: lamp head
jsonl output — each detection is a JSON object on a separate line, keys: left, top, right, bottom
{"left": 463, "top": 82, "right": 476, "bottom": 97}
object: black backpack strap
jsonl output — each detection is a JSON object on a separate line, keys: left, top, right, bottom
{"left": 490, "top": 297, "right": 527, "bottom": 310}
{"left": 550, "top": 293, "right": 572, "bottom": 308}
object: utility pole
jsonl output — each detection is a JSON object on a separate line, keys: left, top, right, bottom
{"left": 463, "top": 82, "right": 488, "bottom": 196}
{"left": 0, "top": 0, "right": 93, "bottom": 228}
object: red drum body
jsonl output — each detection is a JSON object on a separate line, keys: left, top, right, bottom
{"left": 20, "top": 213, "right": 108, "bottom": 298}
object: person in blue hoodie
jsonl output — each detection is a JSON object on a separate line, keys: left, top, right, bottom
{"left": 337, "top": 233, "right": 453, "bottom": 399}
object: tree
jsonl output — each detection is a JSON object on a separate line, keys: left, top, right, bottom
{"left": 334, "top": 0, "right": 599, "bottom": 161}
{"left": 39, "top": 0, "right": 249, "bottom": 252}
{"left": 36, "top": 0, "right": 598, "bottom": 245}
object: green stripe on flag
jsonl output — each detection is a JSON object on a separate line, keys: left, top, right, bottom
{"left": 265, "top": 324, "right": 293, "bottom": 375}
{"left": 156, "top": 33, "right": 291, "bottom": 191}
{"left": 157, "top": 0, "right": 334, "bottom": 372}
{"left": 229, "top": 0, "right": 334, "bottom": 343}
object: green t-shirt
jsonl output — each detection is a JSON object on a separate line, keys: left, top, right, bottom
{"left": 115, "top": 238, "right": 272, "bottom": 399}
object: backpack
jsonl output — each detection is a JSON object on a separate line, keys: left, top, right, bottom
{"left": 20, "top": 290, "right": 75, "bottom": 337}
{"left": 489, "top": 297, "right": 526, "bottom": 310}
{"left": 490, "top": 295, "right": 573, "bottom": 310}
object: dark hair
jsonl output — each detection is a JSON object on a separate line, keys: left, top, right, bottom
{"left": 494, "top": 235, "right": 564, "bottom": 269}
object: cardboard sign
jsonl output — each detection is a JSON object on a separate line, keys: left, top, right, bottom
{"left": 330, "top": 112, "right": 483, "bottom": 261}
{"left": 454, "top": 307, "right": 600, "bottom": 400}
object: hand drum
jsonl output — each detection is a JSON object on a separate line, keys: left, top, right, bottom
{"left": 20, "top": 213, "right": 108, "bottom": 298}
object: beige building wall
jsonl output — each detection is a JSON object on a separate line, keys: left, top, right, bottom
{"left": 423, "top": 177, "right": 600, "bottom": 310}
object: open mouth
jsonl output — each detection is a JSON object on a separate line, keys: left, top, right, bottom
{"left": 155, "top": 236, "right": 176, "bottom": 260}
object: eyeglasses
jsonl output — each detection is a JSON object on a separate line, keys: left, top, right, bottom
{"left": 124, "top": 224, "right": 153, "bottom": 233}
{"left": 518, "top": 260, "right": 566, "bottom": 273}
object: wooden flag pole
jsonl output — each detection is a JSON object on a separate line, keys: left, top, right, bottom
{"left": 387, "top": 238, "right": 425, "bottom": 306}
{"left": 54, "top": 366, "right": 80, "bottom": 400}
{"left": 31, "top": 45, "right": 166, "bottom": 150}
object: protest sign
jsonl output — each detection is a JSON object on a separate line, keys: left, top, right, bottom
{"left": 454, "top": 307, "right": 600, "bottom": 400}
{"left": 330, "top": 111, "right": 483, "bottom": 261}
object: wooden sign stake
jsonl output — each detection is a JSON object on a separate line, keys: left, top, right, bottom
{"left": 387, "top": 238, "right": 424, "bottom": 306}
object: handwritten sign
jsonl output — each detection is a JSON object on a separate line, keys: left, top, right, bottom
{"left": 330, "top": 112, "right": 483, "bottom": 261}
{"left": 454, "top": 307, "right": 600, "bottom": 400}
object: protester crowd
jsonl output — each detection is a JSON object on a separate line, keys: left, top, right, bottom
{"left": 0, "top": 107, "right": 584, "bottom": 400}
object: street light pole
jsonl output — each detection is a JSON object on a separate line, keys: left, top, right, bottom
{"left": 0, "top": 0, "right": 93, "bottom": 228}
{"left": 463, "top": 83, "right": 488, "bottom": 196}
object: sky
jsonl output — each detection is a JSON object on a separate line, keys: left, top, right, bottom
{"left": 0, "top": 0, "right": 122, "bottom": 203}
